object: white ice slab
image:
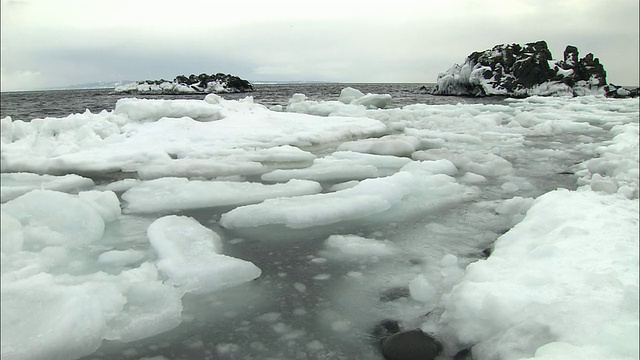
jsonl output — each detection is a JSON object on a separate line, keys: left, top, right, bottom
{"left": 221, "top": 160, "right": 470, "bottom": 229}
{"left": 123, "top": 178, "right": 322, "bottom": 214}
{"left": 147, "top": 215, "right": 261, "bottom": 293}
{"left": 440, "top": 189, "right": 639, "bottom": 359}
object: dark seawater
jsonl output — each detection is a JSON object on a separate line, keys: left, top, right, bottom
{"left": 0, "top": 83, "right": 505, "bottom": 121}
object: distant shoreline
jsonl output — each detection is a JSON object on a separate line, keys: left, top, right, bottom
{"left": 1, "top": 82, "right": 443, "bottom": 93}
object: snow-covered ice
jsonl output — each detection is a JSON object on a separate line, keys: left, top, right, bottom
{"left": 147, "top": 215, "right": 261, "bottom": 293}
{"left": 0, "top": 173, "right": 95, "bottom": 202}
{"left": 0, "top": 87, "right": 638, "bottom": 360}
{"left": 122, "top": 178, "right": 322, "bottom": 214}
{"left": 439, "top": 189, "right": 639, "bottom": 359}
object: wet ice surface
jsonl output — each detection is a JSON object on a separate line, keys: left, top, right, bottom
{"left": 1, "top": 89, "right": 638, "bottom": 360}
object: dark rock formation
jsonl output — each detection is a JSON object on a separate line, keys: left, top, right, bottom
{"left": 604, "top": 83, "right": 640, "bottom": 98}
{"left": 115, "top": 73, "right": 253, "bottom": 94}
{"left": 381, "top": 329, "right": 443, "bottom": 360}
{"left": 432, "top": 41, "right": 610, "bottom": 97}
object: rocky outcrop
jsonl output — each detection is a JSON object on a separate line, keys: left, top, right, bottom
{"left": 604, "top": 83, "right": 640, "bottom": 98}
{"left": 431, "top": 41, "right": 610, "bottom": 97}
{"left": 115, "top": 73, "right": 253, "bottom": 94}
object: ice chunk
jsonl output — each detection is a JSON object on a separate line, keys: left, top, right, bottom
{"left": 1, "top": 190, "right": 120, "bottom": 248}
{"left": 287, "top": 93, "right": 367, "bottom": 117}
{"left": 440, "top": 189, "right": 640, "bottom": 359}
{"left": 262, "top": 151, "right": 414, "bottom": 183}
{"left": 220, "top": 176, "right": 408, "bottom": 229}
{"left": 459, "top": 172, "right": 487, "bottom": 184}
{"left": 123, "top": 178, "right": 322, "bottom": 214}
{"left": 147, "top": 216, "right": 261, "bottom": 293}
{"left": 320, "top": 234, "right": 397, "bottom": 259}
{"left": 495, "top": 196, "right": 535, "bottom": 226}
{"left": 338, "top": 87, "right": 365, "bottom": 104}
{"left": 409, "top": 274, "right": 439, "bottom": 305}
{"left": 103, "top": 277, "right": 183, "bottom": 342}
{"left": 77, "top": 190, "right": 122, "bottom": 223}
{"left": 352, "top": 93, "right": 393, "bottom": 109}
{"left": 98, "top": 250, "right": 146, "bottom": 266}
{"left": 114, "top": 98, "right": 223, "bottom": 122}
{"left": 261, "top": 159, "right": 378, "bottom": 183}
{"left": 337, "top": 87, "right": 391, "bottom": 109}
{"left": 0, "top": 211, "right": 24, "bottom": 254}
{"left": 331, "top": 151, "right": 413, "bottom": 169}
{"left": 221, "top": 161, "right": 470, "bottom": 229}
{"left": 578, "top": 122, "right": 639, "bottom": 199}
{"left": 1, "top": 173, "right": 95, "bottom": 202}
{"left": 328, "top": 180, "right": 360, "bottom": 192}
{"left": 414, "top": 150, "right": 511, "bottom": 177}
{"left": 337, "top": 135, "right": 421, "bottom": 157}
{"left": 137, "top": 158, "right": 265, "bottom": 180}
{"left": 1, "top": 261, "right": 183, "bottom": 359}
{"left": 1, "top": 273, "right": 126, "bottom": 360}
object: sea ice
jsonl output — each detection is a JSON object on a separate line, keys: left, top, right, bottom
{"left": 147, "top": 215, "right": 262, "bottom": 293}
{"left": 439, "top": 189, "right": 639, "bottom": 359}
{"left": 1, "top": 189, "right": 120, "bottom": 249}
{"left": 0, "top": 91, "right": 637, "bottom": 360}
{"left": 113, "top": 98, "right": 223, "bottom": 122}
{"left": 320, "top": 234, "right": 398, "bottom": 259}
{"left": 0, "top": 173, "right": 95, "bottom": 202}
{"left": 122, "top": 178, "right": 322, "bottom": 214}
{"left": 220, "top": 160, "right": 471, "bottom": 229}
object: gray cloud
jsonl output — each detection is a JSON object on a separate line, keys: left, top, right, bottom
{"left": 1, "top": 0, "right": 638, "bottom": 91}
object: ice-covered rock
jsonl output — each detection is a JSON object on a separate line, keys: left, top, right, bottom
{"left": 114, "top": 73, "right": 253, "bottom": 94}
{"left": 432, "top": 41, "right": 608, "bottom": 97}
{"left": 603, "top": 83, "right": 640, "bottom": 98}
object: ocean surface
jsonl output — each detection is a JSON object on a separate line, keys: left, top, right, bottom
{"left": 0, "top": 83, "right": 504, "bottom": 121}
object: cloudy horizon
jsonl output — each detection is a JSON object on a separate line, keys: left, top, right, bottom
{"left": 1, "top": 0, "right": 639, "bottom": 92}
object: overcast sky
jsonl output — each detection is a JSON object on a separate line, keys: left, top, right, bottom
{"left": 1, "top": 0, "right": 639, "bottom": 91}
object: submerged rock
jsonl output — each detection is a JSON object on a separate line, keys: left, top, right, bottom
{"left": 453, "top": 348, "right": 473, "bottom": 360}
{"left": 371, "top": 319, "right": 402, "bottom": 343}
{"left": 431, "top": 41, "right": 610, "bottom": 97}
{"left": 115, "top": 73, "right": 253, "bottom": 94}
{"left": 379, "top": 286, "right": 411, "bottom": 302}
{"left": 381, "top": 329, "right": 442, "bottom": 360}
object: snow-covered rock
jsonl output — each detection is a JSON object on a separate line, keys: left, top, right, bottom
{"left": 432, "top": 41, "right": 609, "bottom": 97}
{"left": 114, "top": 73, "right": 253, "bottom": 94}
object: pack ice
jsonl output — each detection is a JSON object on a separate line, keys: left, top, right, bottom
{"left": 1, "top": 90, "right": 638, "bottom": 360}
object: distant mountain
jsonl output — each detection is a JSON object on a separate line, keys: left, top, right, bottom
{"left": 46, "top": 81, "right": 133, "bottom": 90}
{"left": 250, "top": 80, "right": 332, "bottom": 85}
